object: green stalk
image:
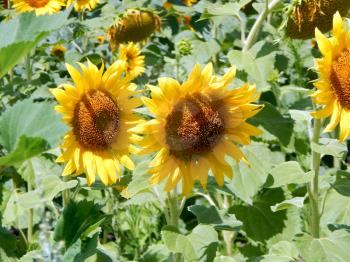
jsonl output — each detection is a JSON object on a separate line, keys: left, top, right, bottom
{"left": 309, "top": 118, "right": 322, "bottom": 238}
{"left": 167, "top": 189, "right": 182, "bottom": 262}
{"left": 242, "top": 0, "right": 281, "bottom": 52}
{"left": 27, "top": 183, "right": 33, "bottom": 243}
{"left": 25, "top": 54, "right": 31, "bottom": 82}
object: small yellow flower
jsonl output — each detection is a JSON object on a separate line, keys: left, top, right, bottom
{"left": 311, "top": 12, "right": 350, "bottom": 142}
{"left": 96, "top": 35, "right": 105, "bottom": 45}
{"left": 182, "top": 0, "right": 198, "bottom": 6}
{"left": 13, "top": 0, "right": 65, "bottom": 16}
{"left": 132, "top": 63, "right": 263, "bottom": 196}
{"left": 51, "top": 44, "right": 66, "bottom": 59}
{"left": 67, "top": 0, "right": 99, "bottom": 12}
{"left": 51, "top": 60, "right": 141, "bottom": 186}
{"left": 119, "top": 42, "right": 145, "bottom": 79}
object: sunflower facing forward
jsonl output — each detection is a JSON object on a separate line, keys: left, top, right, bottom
{"left": 119, "top": 42, "right": 145, "bottom": 79}
{"left": 311, "top": 12, "right": 350, "bottom": 142}
{"left": 13, "top": 0, "right": 65, "bottom": 15}
{"left": 52, "top": 60, "right": 141, "bottom": 185}
{"left": 132, "top": 63, "right": 263, "bottom": 195}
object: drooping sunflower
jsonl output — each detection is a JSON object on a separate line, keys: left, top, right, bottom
{"left": 13, "top": 0, "right": 65, "bottom": 16}
{"left": 67, "top": 0, "right": 99, "bottom": 12}
{"left": 107, "top": 9, "right": 161, "bottom": 51}
{"left": 132, "top": 63, "right": 263, "bottom": 195}
{"left": 286, "top": 0, "right": 350, "bottom": 39}
{"left": 52, "top": 60, "right": 141, "bottom": 185}
{"left": 311, "top": 12, "right": 350, "bottom": 142}
{"left": 119, "top": 42, "right": 145, "bottom": 79}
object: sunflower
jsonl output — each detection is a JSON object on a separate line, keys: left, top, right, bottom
{"left": 13, "top": 0, "right": 65, "bottom": 15}
{"left": 311, "top": 12, "right": 350, "bottom": 142}
{"left": 119, "top": 42, "right": 145, "bottom": 79}
{"left": 132, "top": 63, "right": 263, "bottom": 195}
{"left": 51, "top": 44, "right": 66, "bottom": 59}
{"left": 96, "top": 35, "right": 105, "bottom": 45}
{"left": 67, "top": 0, "right": 99, "bottom": 12}
{"left": 51, "top": 60, "right": 141, "bottom": 186}
{"left": 107, "top": 9, "right": 161, "bottom": 51}
{"left": 182, "top": 0, "right": 198, "bottom": 6}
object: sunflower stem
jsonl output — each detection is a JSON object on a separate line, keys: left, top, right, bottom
{"left": 309, "top": 118, "right": 322, "bottom": 238}
{"left": 167, "top": 190, "right": 182, "bottom": 262}
{"left": 25, "top": 53, "right": 31, "bottom": 83}
{"left": 27, "top": 182, "right": 33, "bottom": 244}
{"left": 242, "top": 0, "right": 281, "bottom": 52}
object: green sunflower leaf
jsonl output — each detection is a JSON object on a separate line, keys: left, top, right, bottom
{"left": 54, "top": 200, "right": 110, "bottom": 248}
{"left": 0, "top": 10, "right": 70, "bottom": 78}
{"left": 0, "top": 99, "right": 67, "bottom": 153}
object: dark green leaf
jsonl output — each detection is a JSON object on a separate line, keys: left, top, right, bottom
{"left": 54, "top": 200, "right": 109, "bottom": 248}
{"left": 0, "top": 136, "right": 48, "bottom": 166}
{"left": 188, "top": 205, "right": 242, "bottom": 231}
{"left": 249, "top": 102, "right": 294, "bottom": 146}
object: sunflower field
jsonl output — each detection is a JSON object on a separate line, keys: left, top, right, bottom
{"left": 2, "top": 0, "right": 350, "bottom": 261}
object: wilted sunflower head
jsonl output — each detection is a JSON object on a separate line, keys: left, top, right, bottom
{"left": 311, "top": 12, "right": 350, "bottom": 142}
{"left": 13, "top": 0, "right": 65, "bottom": 16}
{"left": 67, "top": 0, "right": 99, "bottom": 12}
{"left": 107, "top": 9, "right": 161, "bottom": 51}
{"left": 286, "top": 0, "right": 350, "bottom": 39}
{"left": 51, "top": 44, "right": 66, "bottom": 59}
{"left": 52, "top": 60, "right": 141, "bottom": 186}
{"left": 132, "top": 63, "right": 263, "bottom": 196}
{"left": 119, "top": 42, "right": 145, "bottom": 79}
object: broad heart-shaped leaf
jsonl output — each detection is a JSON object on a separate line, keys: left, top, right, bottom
{"left": 0, "top": 136, "right": 48, "bottom": 166}
{"left": 262, "top": 241, "right": 299, "bottom": 262}
{"left": 162, "top": 225, "right": 218, "bottom": 262}
{"left": 231, "top": 188, "right": 287, "bottom": 242}
{"left": 121, "top": 161, "right": 151, "bottom": 198}
{"left": 296, "top": 230, "right": 350, "bottom": 262}
{"left": 227, "top": 143, "right": 284, "bottom": 204}
{"left": 311, "top": 138, "right": 346, "bottom": 158}
{"left": 249, "top": 102, "right": 294, "bottom": 146}
{"left": 0, "top": 10, "right": 70, "bottom": 77}
{"left": 227, "top": 50, "right": 275, "bottom": 92}
{"left": 0, "top": 99, "right": 67, "bottom": 152}
{"left": 320, "top": 189, "right": 350, "bottom": 229}
{"left": 63, "top": 233, "right": 99, "bottom": 262}
{"left": 268, "top": 161, "right": 312, "bottom": 188}
{"left": 332, "top": 178, "right": 350, "bottom": 197}
{"left": 271, "top": 197, "right": 305, "bottom": 212}
{"left": 0, "top": 227, "right": 16, "bottom": 257}
{"left": 54, "top": 200, "right": 110, "bottom": 248}
{"left": 188, "top": 205, "right": 242, "bottom": 231}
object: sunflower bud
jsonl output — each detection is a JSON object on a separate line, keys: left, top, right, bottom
{"left": 107, "top": 9, "right": 161, "bottom": 51}
{"left": 286, "top": 0, "right": 350, "bottom": 39}
{"left": 177, "top": 39, "right": 192, "bottom": 56}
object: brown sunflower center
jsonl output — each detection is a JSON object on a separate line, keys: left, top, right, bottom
{"left": 26, "top": 0, "right": 49, "bottom": 8}
{"left": 72, "top": 90, "right": 120, "bottom": 151}
{"left": 330, "top": 50, "right": 350, "bottom": 109}
{"left": 165, "top": 93, "right": 225, "bottom": 161}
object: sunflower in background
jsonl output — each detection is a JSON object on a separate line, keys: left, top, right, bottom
{"left": 67, "top": 0, "right": 99, "bottom": 12}
{"left": 311, "top": 12, "right": 350, "bottom": 142}
{"left": 13, "top": 0, "right": 65, "bottom": 15}
{"left": 132, "top": 63, "right": 263, "bottom": 196}
{"left": 51, "top": 60, "right": 141, "bottom": 186}
{"left": 51, "top": 44, "right": 66, "bottom": 59}
{"left": 119, "top": 42, "right": 145, "bottom": 80}
{"left": 182, "top": 0, "right": 199, "bottom": 6}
